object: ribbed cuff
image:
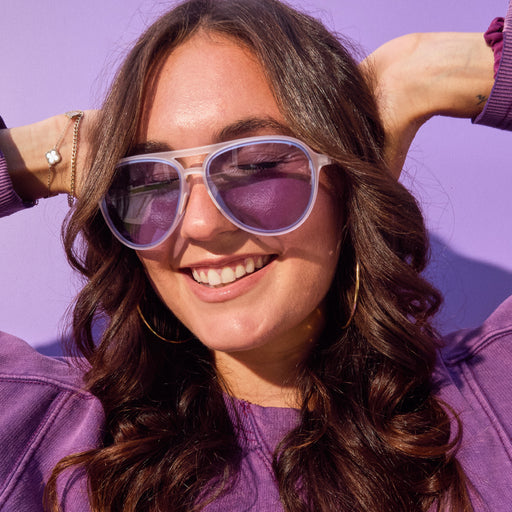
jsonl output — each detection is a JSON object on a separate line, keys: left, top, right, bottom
{"left": 0, "top": 115, "right": 38, "bottom": 216}
{"left": 0, "top": 152, "right": 34, "bottom": 217}
{"left": 474, "top": 5, "right": 512, "bottom": 130}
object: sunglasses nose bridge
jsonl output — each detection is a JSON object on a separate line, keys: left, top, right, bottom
{"left": 177, "top": 165, "right": 209, "bottom": 217}
{"left": 182, "top": 165, "right": 206, "bottom": 179}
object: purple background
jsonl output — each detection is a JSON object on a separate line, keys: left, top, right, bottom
{"left": 1, "top": 0, "right": 511, "bottom": 352}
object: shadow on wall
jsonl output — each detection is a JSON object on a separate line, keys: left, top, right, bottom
{"left": 427, "top": 234, "right": 512, "bottom": 335}
{"left": 37, "top": 314, "right": 108, "bottom": 358}
{"left": 37, "top": 342, "right": 66, "bottom": 357}
{"left": 36, "top": 234, "right": 512, "bottom": 356}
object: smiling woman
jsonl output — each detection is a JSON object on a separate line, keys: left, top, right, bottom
{"left": 131, "top": 32, "right": 340, "bottom": 372}
{"left": 0, "top": 0, "right": 512, "bottom": 511}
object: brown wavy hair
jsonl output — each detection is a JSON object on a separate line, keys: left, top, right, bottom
{"left": 46, "top": 0, "right": 472, "bottom": 510}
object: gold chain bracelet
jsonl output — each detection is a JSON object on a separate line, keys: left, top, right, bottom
{"left": 45, "top": 110, "right": 84, "bottom": 206}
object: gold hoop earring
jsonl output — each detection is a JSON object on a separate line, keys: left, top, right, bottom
{"left": 341, "top": 262, "right": 360, "bottom": 329}
{"left": 137, "top": 305, "right": 191, "bottom": 344}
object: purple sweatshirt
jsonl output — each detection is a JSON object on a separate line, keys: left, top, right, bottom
{"left": 1, "top": 6, "right": 512, "bottom": 511}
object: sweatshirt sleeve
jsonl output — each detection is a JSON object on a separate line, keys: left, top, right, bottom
{"left": 0, "top": 116, "right": 37, "bottom": 217}
{"left": 474, "top": 1, "right": 512, "bottom": 130}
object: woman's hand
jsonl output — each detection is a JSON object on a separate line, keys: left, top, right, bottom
{"left": 0, "top": 110, "right": 98, "bottom": 202}
{"left": 362, "top": 32, "right": 495, "bottom": 177}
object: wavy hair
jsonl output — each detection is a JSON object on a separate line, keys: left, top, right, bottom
{"left": 47, "top": 0, "right": 472, "bottom": 510}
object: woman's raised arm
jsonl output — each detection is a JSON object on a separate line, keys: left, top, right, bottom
{"left": 0, "top": 112, "right": 95, "bottom": 204}
{"left": 365, "top": 31, "right": 497, "bottom": 175}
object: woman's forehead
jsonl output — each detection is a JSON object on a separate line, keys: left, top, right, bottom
{"left": 139, "top": 32, "right": 287, "bottom": 149}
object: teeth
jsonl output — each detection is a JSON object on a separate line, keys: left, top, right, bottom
{"left": 221, "top": 267, "right": 236, "bottom": 284}
{"left": 191, "top": 256, "right": 271, "bottom": 287}
{"left": 207, "top": 269, "right": 221, "bottom": 286}
{"left": 245, "top": 258, "right": 255, "bottom": 274}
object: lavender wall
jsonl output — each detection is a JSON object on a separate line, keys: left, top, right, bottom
{"left": 1, "top": 0, "right": 511, "bottom": 352}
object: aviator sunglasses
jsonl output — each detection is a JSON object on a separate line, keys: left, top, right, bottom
{"left": 100, "top": 135, "right": 332, "bottom": 250}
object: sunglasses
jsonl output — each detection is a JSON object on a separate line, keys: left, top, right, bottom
{"left": 100, "top": 135, "right": 332, "bottom": 250}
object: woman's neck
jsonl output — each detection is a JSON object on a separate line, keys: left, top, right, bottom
{"left": 215, "top": 351, "right": 301, "bottom": 408}
{"left": 213, "top": 307, "right": 325, "bottom": 408}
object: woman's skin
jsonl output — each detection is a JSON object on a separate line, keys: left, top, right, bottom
{"left": 0, "top": 114, "right": 97, "bottom": 201}
{"left": 137, "top": 32, "right": 341, "bottom": 407}
{"left": 365, "top": 32, "right": 494, "bottom": 176}
{"left": 0, "top": 31, "right": 496, "bottom": 407}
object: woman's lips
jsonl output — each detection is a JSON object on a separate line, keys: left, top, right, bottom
{"left": 182, "top": 254, "right": 276, "bottom": 303}
{"left": 190, "top": 255, "right": 272, "bottom": 287}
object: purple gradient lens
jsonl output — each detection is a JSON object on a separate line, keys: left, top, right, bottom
{"left": 102, "top": 139, "right": 317, "bottom": 248}
{"left": 213, "top": 176, "right": 311, "bottom": 231}
{"left": 207, "top": 142, "right": 313, "bottom": 232}
{"left": 104, "top": 161, "right": 181, "bottom": 246}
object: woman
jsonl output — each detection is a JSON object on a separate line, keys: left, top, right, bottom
{"left": 0, "top": 0, "right": 511, "bottom": 510}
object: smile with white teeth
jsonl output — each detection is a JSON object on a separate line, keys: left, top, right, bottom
{"left": 191, "top": 256, "right": 271, "bottom": 287}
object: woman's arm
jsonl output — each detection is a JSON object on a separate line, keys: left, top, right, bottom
{"left": 365, "top": 31, "right": 497, "bottom": 176}
{"left": 0, "top": 112, "right": 95, "bottom": 204}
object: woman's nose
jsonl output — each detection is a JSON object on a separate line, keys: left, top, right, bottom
{"left": 178, "top": 180, "right": 238, "bottom": 241}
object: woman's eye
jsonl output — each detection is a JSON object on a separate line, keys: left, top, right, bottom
{"left": 129, "top": 178, "right": 180, "bottom": 194}
{"left": 237, "top": 160, "right": 280, "bottom": 172}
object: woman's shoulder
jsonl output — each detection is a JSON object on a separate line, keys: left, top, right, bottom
{"left": 436, "top": 295, "right": 512, "bottom": 416}
{"left": 0, "top": 330, "right": 103, "bottom": 429}
{"left": 0, "top": 331, "right": 104, "bottom": 510}
{"left": 441, "top": 294, "right": 512, "bottom": 364}
{"left": 0, "top": 330, "right": 89, "bottom": 388}
{"left": 435, "top": 296, "right": 512, "bottom": 510}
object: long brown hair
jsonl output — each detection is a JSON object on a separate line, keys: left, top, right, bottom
{"left": 47, "top": 0, "right": 472, "bottom": 510}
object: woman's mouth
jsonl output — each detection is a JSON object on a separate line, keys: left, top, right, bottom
{"left": 190, "top": 255, "right": 273, "bottom": 287}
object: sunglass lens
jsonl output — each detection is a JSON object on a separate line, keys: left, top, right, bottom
{"left": 207, "top": 141, "right": 313, "bottom": 233}
{"left": 103, "top": 160, "right": 181, "bottom": 247}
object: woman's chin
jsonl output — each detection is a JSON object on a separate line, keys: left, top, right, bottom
{"left": 194, "top": 329, "right": 270, "bottom": 355}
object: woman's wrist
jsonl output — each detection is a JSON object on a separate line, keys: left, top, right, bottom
{"left": 0, "top": 112, "right": 92, "bottom": 202}
{"left": 428, "top": 32, "right": 495, "bottom": 119}
{"left": 367, "top": 31, "right": 495, "bottom": 175}
{"left": 0, "top": 116, "right": 68, "bottom": 201}
{"left": 389, "top": 32, "right": 495, "bottom": 122}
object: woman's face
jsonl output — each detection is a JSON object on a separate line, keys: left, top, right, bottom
{"left": 137, "top": 32, "right": 341, "bottom": 362}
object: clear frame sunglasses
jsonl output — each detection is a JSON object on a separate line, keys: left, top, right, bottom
{"left": 100, "top": 135, "right": 332, "bottom": 250}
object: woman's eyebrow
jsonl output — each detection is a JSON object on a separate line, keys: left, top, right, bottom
{"left": 215, "top": 117, "right": 293, "bottom": 141}
{"left": 129, "top": 141, "right": 173, "bottom": 156}
{"left": 129, "top": 117, "right": 292, "bottom": 156}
